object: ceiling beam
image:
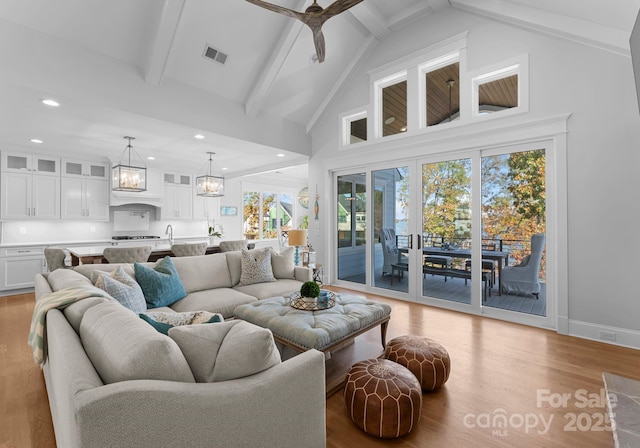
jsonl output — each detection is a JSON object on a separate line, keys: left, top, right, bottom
{"left": 245, "top": 19, "right": 303, "bottom": 117}
{"left": 144, "top": 0, "right": 186, "bottom": 87}
{"left": 451, "top": 0, "right": 631, "bottom": 57}
{"left": 387, "top": 2, "right": 436, "bottom": 30}
{"left": 349, "top": 3, "right": 390, "bottom": 39}
{"left": 306, "top": 35, "right": 378, "bottom": 133}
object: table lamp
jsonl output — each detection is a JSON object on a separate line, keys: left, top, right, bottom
{"left": 288, "top": 229, "right": 307, "bottom": 266}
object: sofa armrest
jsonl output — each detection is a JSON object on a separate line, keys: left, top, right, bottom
{"left": 75, "top": 350, "right": 326, "bottom": 448}
{"left": 294, "top": 266, "right": 313, "bottom": 282}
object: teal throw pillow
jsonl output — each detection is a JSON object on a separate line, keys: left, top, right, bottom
{"left": 139, "top": 311, "right": 223, "bottom": 335}
{"left": 134, "top": 257, "right": 187, "bottom": 308}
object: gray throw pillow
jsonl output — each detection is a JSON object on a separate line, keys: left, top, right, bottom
{"left": 239, "top": 249, "right": 276, "bottom": 286}
{"left": 94, "top": 266, "right": 146, "bottom": 313}
{"left": 168, "top": 320, "right": 281, "bottom": 383}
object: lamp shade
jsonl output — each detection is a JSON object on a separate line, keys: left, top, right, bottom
{"left": 288, "top": 229, "right": 307, "bottom": 247}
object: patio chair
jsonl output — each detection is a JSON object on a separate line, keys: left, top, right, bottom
{"left": 44, "top": 247, "right": 69, "bottom": 271}
{"left": 379, "top": 228, "right": 407, "bottom": 279}
{"left": 501, "top": 233, "right": 546, "bottom": 298}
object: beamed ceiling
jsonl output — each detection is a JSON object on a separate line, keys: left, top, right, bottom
{"left": 0, "top": 0, "right": 638, "bottom": 180}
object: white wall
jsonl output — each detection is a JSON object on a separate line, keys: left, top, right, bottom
{"left": 309, "top": 9, "right": 640, "bottom": 345}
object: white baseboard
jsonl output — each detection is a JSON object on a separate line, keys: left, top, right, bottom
{"left": 568, "top": 319, "right": 640, "bottom": 350}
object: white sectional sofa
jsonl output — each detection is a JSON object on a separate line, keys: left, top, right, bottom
{"left": 33, "top": 250, "right": 326, "bottom": 448}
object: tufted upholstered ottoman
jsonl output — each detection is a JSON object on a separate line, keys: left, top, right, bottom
{"left": 384, "top": 336, "right": 450, "bottom": 392}
{"left": 344, "top": 358, "right": 422, "bottom": 438}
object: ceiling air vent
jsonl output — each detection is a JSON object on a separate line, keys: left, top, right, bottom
{"left": 203, "top": 45, "right": 228, "bottom": 65}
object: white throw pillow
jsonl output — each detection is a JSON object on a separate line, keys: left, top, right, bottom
{"left": 269, "top": 247, "right": 295, "bottom": 279}
{"left": 168, "top": 320, "right": 281, "bottom": 383}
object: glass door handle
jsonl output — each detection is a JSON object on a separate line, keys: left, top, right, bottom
{"left": 408, "top": 234, "right": 413, "bottom": 249}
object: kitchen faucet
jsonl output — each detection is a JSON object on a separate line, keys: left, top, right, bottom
{"left": 165, "top": 224, "right": 173, "bottom": 245}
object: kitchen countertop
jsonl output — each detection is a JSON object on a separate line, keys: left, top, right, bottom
{"left": 0, "top": 236, "right": 209, "bottom": 249}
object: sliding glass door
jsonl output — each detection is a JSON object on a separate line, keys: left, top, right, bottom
{"left": 372, "top": 166, "right": 410, "bottom": 293}
{"left": 420, "top": 157, "right": 474, "bottom": 304}
{"left": 337, "top": 174, "right": 366, "bottom": 284}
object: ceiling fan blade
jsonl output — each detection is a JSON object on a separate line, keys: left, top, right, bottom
{"left": 320, "top": 0, "right": 364, "bottom": 18}
{"left": 245, "top": 0, "right": 304, "bottom": 20}
{"left": 312, "top": 28, "right": 326, "bottom": 63}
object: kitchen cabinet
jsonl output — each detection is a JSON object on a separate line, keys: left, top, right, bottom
{"left": 0, "top": 246, "right": 46, "bottom": 291}
{"left": 1, "top": 152, "right": 59, "bottom": 176}
{"left": 1, "top": 152, "right": 61, "bottom": 219}
{"left": 1, "top": 172, "right": 60, "bottom": 219}
{"left": 62, "top": 159, "right": 109, "bottom": 180}
{"left": 193, "top": 194, "right": 219, "bottom": 220}
{"left": 61, "top": 177, "right": 109, "bottom": 220}
{"left": 161, "top": 171, "right": 193, "bottom": 220}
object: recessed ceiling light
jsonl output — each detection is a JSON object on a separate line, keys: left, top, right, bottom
{"left": 277, "top": 153, "right": 285, "bottom": 157}
{"left": 384, "top": 117, "right": 396, "bottom": 125}
{"left": 30, "top": 138, "right": 43, "bottom": 144}
{"left": 222, "top": 167, "right": 228, "bottom": 171}
{"left": 194, "top": 134, "right": 205, "bottom": 140}
{"left": 147, "top": 156, "right": 155, "bottom": 160}
{"left": 41, "top": 99, "right": 60, "bottom": 107}
{"left": 400, "top": 127, "right": 407, "bottom": 132}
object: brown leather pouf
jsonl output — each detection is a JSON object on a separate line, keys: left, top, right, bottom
{"left": 384, "top": 336, "right": 451, "bottom": 392}
{"left": 344, "top": 358, "right": 422, "bottom": 438}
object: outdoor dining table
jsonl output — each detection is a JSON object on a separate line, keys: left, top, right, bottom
{"left": 399, "top": 246, "right": 510, "bottom": 295}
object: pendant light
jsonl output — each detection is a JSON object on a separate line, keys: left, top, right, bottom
{"left": 112, "top": 136, "right": 147, "bottom": 192}
{"left": 196, "top": 151, "right": 225, "bottom": 197}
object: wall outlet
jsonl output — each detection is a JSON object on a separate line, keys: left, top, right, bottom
{"left": 19, "top": 227, "right": 27, "bottom": 235}
{"left": 90, "top": 226, "right": 96, "bottom": 233}
{"left": 599, "top": 331, "right": 617, "bottom": 341}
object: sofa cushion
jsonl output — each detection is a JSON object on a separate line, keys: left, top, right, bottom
{"left": 168, "top": 320, "right": 281, "bottom": 382}
{"left": 170, "top": 288, "right": 257, "bottom": 319}
{"left": 170, "top": 253, "right": 233, "bottom": 292}
{"left": 94, "top": 266, "right": 146, "bottom": 313}
{"left": 48, "top": 268, "right": 93, "bottom": 291}
{"left": 134, "top": 256, "right": 187, "bottom": 308}
{"left": 63, "top": 296, "right": 110, "bottom": 333}
{"left": 269, "top": 247, "right": 295, "bottom": 279}
{"left": 80, "top": 301, "right": 195, "bottom": 384}
{"left": 140, "top": 311, "right": 223, "bottom": 335}
{"left": 239, "top": 249, "right": 275, "bottom": 286}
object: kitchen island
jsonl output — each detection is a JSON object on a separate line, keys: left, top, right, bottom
{"left": 68, "top": 244, "right": 221, "bottom": 265}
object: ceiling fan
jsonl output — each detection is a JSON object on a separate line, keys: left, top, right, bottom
{"left": 245, "top": 0, "right": 364, "bottom": 63}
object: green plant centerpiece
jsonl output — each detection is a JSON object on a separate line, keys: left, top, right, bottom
{"left": 208, "top": 226, "right": 222, "bottom": 238}
{"left": 300, "top": 281, "right": 320, "bottom": 299}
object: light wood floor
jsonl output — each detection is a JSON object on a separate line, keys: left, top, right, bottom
{"left": 3, "top": 289, "right": 640, "bottom": 447}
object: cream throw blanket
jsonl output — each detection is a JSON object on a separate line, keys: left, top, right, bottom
{"left": 28, "top": 285, "right": 113, "bottom": 366}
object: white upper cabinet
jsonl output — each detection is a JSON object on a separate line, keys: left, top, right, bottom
{"left": 1, "top": 172, "right": 60, "bottom": 219}
{"left": 164, "top": 171, "right": 192, "bottom": 186}
{"left": 1, "top": 152, "right": 59, "bottom": 176}
{"left": 62, "top": 159, "right": 109, "bottom": 180}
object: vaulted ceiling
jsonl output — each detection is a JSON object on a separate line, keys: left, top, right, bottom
{"left": 0, "top": 0, "right": 638, "bottom": 181}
